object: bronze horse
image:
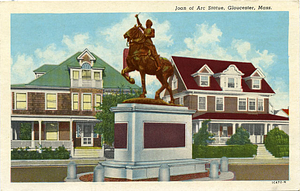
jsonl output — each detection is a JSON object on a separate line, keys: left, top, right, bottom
{"left": 122, "top": 25, "right": 175, "bottom": 104}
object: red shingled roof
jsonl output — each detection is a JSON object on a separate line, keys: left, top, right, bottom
{"left": 282, "top": 109, "right": 289, "bottom": 116}
{"left": 193, "top": 113, "right": 289, "bottom": 121}
{"left": 172, "top": 56, "right": 275, "bottom": 93}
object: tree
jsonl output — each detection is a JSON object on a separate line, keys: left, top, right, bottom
{"left": 226, "top": 127, "right": 251, "bottom": 145}
{"left": 193, "top": 120, "right": 214, "bottom": 146}
{"left": 94, "top": 90, "right": 140, "bottom": 146}
{"left": 20, "top": 123, "right": 31, "bottom": 140}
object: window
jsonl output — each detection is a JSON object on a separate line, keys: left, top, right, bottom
{"left": 248, "top": 98, "right": 256, "bottom": 111}
{"left": 198, "top": 96, "right": 206, "bottom": 110}
{"left": 95, "top": 94, "right": 102, "bottom": 110}
{"left": 45, "top": 123, "right": 58, "bottom": 140}
{"left": 179, "top": 97, "right": 184, "bottom": 105}
{"left": 46, "top": 93, "right": 57, "bottom": 110}
{"left": 76, "top": 124, "right": 82, "bottom": 138}
{"left": 82, "top": 70, "right": 91, "bottom": 80}
{"left": 252, "top": 79, "right": 261, "bottom": 89}
{"left": 82, "top": 94, "right": 92, "bottom": 110}
{"left": 238, "top": 98, "right": 247, "bottom": 111}
{"left": 200, "top": 76, "right": 209, "bottom": 87}
{"left": 72, "top": 93, "right": 79, "bottom": 110}
{"left": 258, "top": 99, "right": 264, "bottom": 111}
{"left": 228, "top": 78, "right": 235, "bottom": 88}
{"left": 15, "top": 93, "right": 27, "bottom": 110}
{"left": 172, "top": 76, "right": 178, "bottom": 90}
{"left": 94, "top": 72, "right": 101, "bottom": 80}
{"left": 216, "top": 97, "right": 224, "bottom": 111}
{"left": 73, "top": 70, "right": 79, "bottom": 80}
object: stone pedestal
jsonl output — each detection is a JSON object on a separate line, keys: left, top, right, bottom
{"left": 102, "top": 103, "right": 207, "bottom": 180}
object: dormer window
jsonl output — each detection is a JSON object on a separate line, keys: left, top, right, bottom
{"left": 228, "top": 78, "right": 235, "bottom": 88}
{"left": 73, "top": 70, "right": 79, "bottom": 80}
{"left": 244, "top": 68, "right": 265, "bottom": 90}
{"left": 82, "top": 70, "right": 91, "bottom": 80}
{"left": 252, "top": 79, "right": 261, "bottom": 89}
{"left": 191, "top": 64, "right": 214, "bottom": 87}
{"left": 215, "top": 64, "right": 244, "bottom": 92}
{"left": 94, "top": 72, "right": 101, "bottom": 81}
{"left": 200, "top": 76, "right": 209, "bottom": 87}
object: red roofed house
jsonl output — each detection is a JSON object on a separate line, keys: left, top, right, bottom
{"left": 163, "top": 56, "right": 289, "bottom": 145}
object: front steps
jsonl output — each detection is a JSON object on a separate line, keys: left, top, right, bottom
{"left": 255, "top": 144, "right": 276, "bottom": 159}
{"left": 73, "top": 148, "right": 104, "bottom": 158}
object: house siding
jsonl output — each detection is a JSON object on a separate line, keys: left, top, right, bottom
{"left": 225, "top": 97, "right": 237, "bottom": 113}
{"left": 59, "top": 122, "right": 70, "bottom": 140}
{"left": 12, "top": 89, "right": 103, "bottom": 116}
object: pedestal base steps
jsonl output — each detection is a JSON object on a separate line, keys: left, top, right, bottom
{"left": 101, "top": 159, "right": 207, "bottom": 180}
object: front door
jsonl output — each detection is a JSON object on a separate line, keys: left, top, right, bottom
{"left": 81, "top": 124, "right": 93, "bottom": 146}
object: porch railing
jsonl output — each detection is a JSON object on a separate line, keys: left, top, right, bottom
{"left": 210, "top": 137, "right": 230, "bottom": 145}
{"left": 11, "top": 140, "right": 72, "bottom": 150}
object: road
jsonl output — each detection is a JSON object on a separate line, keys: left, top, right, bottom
{"left": 11, "top": 164, "right": 289, "bottom": 182}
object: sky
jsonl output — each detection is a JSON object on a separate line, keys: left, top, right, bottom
{"left": 11, "top": 12, "right": 289, "bottom": 110}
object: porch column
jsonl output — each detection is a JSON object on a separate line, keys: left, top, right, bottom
{"left": 31, "top": 122, "right": 35, "bottom": 148}
{"left": 264, "top": 123, "right": 268, "bottom": 135}
{"left": 270, "top": 123, "right": 274, "bottom": 131}
{"left": 11, "top": 123, "right": 13, "bottom": 140}
{"left": 38, "top": 120, "right": 42, "bottom": 146}
{"left": 196, "top": 121, "right": 202, "bottom": 133}
{"left": 233, "top": 123, "right": 237, "bottom": 134}
{"left": 70, "top": 119, "right": 74, "bottom": 157}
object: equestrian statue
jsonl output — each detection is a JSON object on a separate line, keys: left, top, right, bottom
{"left": 121, "top": 14, "right": 175, "bottom": 104}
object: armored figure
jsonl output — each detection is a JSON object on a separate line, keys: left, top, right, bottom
{"left": 135, "top": 14, "right": 162, "bottom": 71}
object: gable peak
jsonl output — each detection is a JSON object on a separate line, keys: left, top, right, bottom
{"left": 77, "top": 48, "right": 96, "bottom": 67}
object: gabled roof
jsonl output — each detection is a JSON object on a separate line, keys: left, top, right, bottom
{"left": 172, "top": 56, "right": 274, "bottom": 93}
{"left": 250, "top": 68, "right": 265, "bottom": 78}
{"left": 12, "top": 50, "right": 140, "bottom": 90}
{"left": 282, "top": 109, "right": 289, "bottom": 116}
{"left": 193, "top": 112, "right": 289, "bottom": 121}
{"left": 191, "top": 64, "right": 214, "bottom": 77}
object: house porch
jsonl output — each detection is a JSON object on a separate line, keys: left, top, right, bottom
{"left": 192, "top": 118, "right": 289, "bottom": 145}
{"left": 11, "top": 115, "right": 100, "bottom": 157}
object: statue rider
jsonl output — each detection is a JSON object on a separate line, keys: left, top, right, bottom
{"left": 135, "top": 14, "right": 162, "bottom": 71}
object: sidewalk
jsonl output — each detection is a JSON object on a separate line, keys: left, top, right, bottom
{"left": 11, "top": 157, "right": 288, "bottom": 167}
{"left": 11, "top": 157, "right": 107, "bottom": 167}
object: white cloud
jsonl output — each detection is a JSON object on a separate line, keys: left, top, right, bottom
{"left": 11, "top": 54, "right": 35, "bottom": 84}
{"left": 231, "top": 39, "right": 251, "bottom": 60}
{"left": 35, "top": 43, "right": 67, "bottom": 65}
{"left": 270, "top": 88, "right": 289, "bottom": 110}
{"left": 250, "top": 49, "right": 275, "bottom": 70}
{"left": 175, "top": 23, "right": 233, "bottom": 61}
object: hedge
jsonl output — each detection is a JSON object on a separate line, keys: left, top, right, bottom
{"left": 265, "top": 127, "right": 289, "bottom": 157}
{"left": 192, "top": 144, "right": 258, "bottom": 158}
{"left": 11, "top": 146, "right": 70, "bottom": 160}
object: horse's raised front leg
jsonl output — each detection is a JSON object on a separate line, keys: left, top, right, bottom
{"left": 139, "top": 71, "right": 147, "bottom": 98}
{"left": 121, "top": 66, "right": 135, "bottom": 84}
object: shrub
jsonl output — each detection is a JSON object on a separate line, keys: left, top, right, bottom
{"left": 193, "top": 120, "right": 214, "bottom": 146}
{"left": 265, "top": 127, "right": 289, "bottom": 157}
{"left": 226, "top": 127, "right": 251, "bottom": 145}
{"left": 192, "top": 144, "right": 257, "bottom": 158}
{"left": 11, "top": 146, "right": 70, "bottom": 160}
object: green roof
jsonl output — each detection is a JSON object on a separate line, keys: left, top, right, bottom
{"left": 12, "top": 50, "right": 140, "bottom": 90}
{"left": 33, "top": 64, "right": 57, "bottom": 73}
